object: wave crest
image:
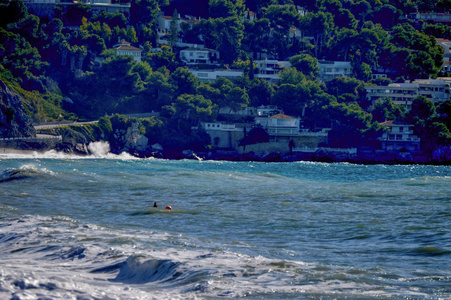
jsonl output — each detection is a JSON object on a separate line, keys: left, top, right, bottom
{"left": 112, "top": 255, "right": 179, "bottom": 284}
{"left": 0, "top": 165, "right": 54, "bottom": 183}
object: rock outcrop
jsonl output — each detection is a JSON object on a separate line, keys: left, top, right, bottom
{"left": 0, "top": 80, "right": 36, "bottom": 138}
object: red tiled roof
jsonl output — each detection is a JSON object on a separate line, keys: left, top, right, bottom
{"left": 114, "top": 45, "right": 142, "bottom": 51}
{"left": 270, "top": 113, "right": 295, "bottom": 119}
{"left": 379, "top": 121, "right": 411, "bottom": 126}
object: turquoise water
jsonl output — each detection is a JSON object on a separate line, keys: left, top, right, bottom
{"left": 0, "top": 151, "right": 450, "bottom": 299}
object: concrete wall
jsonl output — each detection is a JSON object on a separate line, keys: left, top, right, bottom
{"left": 206, "top": 130, "right": 245, "bottom": 149}
{"left": 292, "top": 135, "right": 328, "bottom": 148}
{"left": 239, "top": 142, "right": 289, "bottom": 155}
{"left": 206, "top": 128, "right": 327, "bottom": 152}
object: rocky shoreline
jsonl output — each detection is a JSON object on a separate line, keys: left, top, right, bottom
{"left": 2, "top": 140, "right": 451, "bottom": 165}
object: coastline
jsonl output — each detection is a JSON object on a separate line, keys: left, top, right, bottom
{"left": 1, "top": 144, "right": 449, "bottom": 166}
{"left": 0, "top": 147, "right": 44, "bottom": 155}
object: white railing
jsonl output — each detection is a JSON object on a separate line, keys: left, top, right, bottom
{"left": 0, "top": 136, "right": 62, "bottom": 141}
{"left": 293, "top": 147, "right": 357, "bottom": 154}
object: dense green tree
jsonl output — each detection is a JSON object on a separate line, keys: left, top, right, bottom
{"left": 423, "top": 23, "right": 451, "bottom": 40}
{"left": 142, "top": 116, "right": 166, "bottom": 144}
{"left": 264, "top": 4, "right": 300, "bottom": 59}
{"left": 326, "top": 76, "right": 365, "bottom": 100}
{"left": 168, "top": 9, "right": 179, "bottom": 50}
{"left": 405, "top": 96, "right": 436, "bottom": 123}
{"left": 334, "top": 8, "right": 358, "bottom": 30}
{"left": 169, "top": 67, "right": 200, "bottom": 96}
{"left": 92, "top": 11, "right": 127, "bottom": 29}
{"left": 278, "top": 67, "right": 306, "bottom": 85}
{"left": 299, "top": 11, "right": 334, "bottom": 58}
{"left": 372, "top": 4, "right": 399, "bottom": 29}
{"left": 242, "top": 18, "right": 270, "bottom": 59}
{"left": 272, "top": 79, "right": 323, "bottom": 116}
{"left": 437, "top": 99, "right": 451, "bottom": 131}
{"left": 143, "top": 67, "right": 174, "bottom": 110}
{"left": 171, "top": 93, "right": 214, "bottom": 124}
{"left": 327, "top": 101, "right": 380, "bottom": 148}
{"left": 208, "top": 0, "right": 237, "bottom": 18}
{"left": 289, "top": 54, "right": 319, "bottom": 80}
{"left": 212, "top": 17, "right": 244, "bottom": 64}
{"left": 67, "top": 55, "right": 143, "bottom": 117}
{"left": 369, "top": 98, "right": 404, "bottom": 122}
{"left": 390, "top": 23, "right": 443, "bottom": 79}
{"left": 0, "top": 0, "right": 29, "bottom": 28}
{"left": 248, "top": 78, "right": 274, "bottom": 106}
{"left": 63, "top": 3, "right": 92, "bottom": 26}
{"left": 130, "top": 0, "right": 159, "bottom": 42}
{"left": 143, "top": 48, "right": 179, "bottom": 71}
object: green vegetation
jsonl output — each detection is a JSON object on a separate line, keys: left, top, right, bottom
{"left": 1, "top": 0, "right": 451, "bottom": 156}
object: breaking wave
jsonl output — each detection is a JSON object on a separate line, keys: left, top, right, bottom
{"left": 0, "top": 165, "right": 54, "bottom": 183}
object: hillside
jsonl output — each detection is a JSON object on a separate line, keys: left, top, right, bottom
{"left": 0, "top": 0, "right": 450, "bottom": 161}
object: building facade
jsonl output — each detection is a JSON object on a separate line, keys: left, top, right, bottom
{"left": 318, "top": 60, "right": 352, "bottom": 82}
{"left": 113, "top": 40, "right": 142, "bottom": 62}
{"left": 180, "top": 48, "right": 220, "bottom": 65}
{"left": 378, "top": 121, "right": 421, "bottom": 152}
{"left": 365, "top": 79, "right": 450, "bottom": 110}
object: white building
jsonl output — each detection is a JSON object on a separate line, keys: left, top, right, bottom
{"left": 365, "top": 79, "right": 450, "bottom": 110}
{"left": 255, "top": 113, "right": 301, "bottom": 142}
{"left": 379, "top": 121, "right": 420, "bottom": 152}
{"left": 113, "top": 40, "right": 142, "bottom": 62}
{"left": 157, "top": 13, "right": 199, "bottom": 35}
{"left": 255, "top": 59, "right": 291, "bottom": 75}
{"left": 318, "top": 60, "right": 352, "bottom": 82}
{"left": 436, "top": 38, "right": 451, "bottom": 75}
{"left": 189, "top": 69, "right": 243, "bottom": 82}
{"left": 408, "top": 12, "right": 451, "bottom": 25}
{"left": 253, "top": 59, "right": 291, "bottom": 83}
{"left": 256, "top": 105, "right": 283, "bottom": 117}
{"left": 180, "top": 47, "right": 220, "bottom": 65}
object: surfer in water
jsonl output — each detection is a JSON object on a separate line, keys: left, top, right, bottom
{"left": 153, "top": 202, "right": 158, "bottom": 207}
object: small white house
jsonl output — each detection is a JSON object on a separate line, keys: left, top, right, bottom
{"left": 189, "top": 69, "right": 243, "bottom": 82}
{"left": 180, "top": 47, "right": 220, "bottom": 65}
{"left": 379, "top": 121, "right": 420, "bottom": 152}
{"left": 318, "top": 60, "right": 352, "bottom": 82}
{"left": 157, "top": 13, "right": 199, "bottom": 34}
{"left": 255, "top": 113, "right": 301, "bottom": 141}
{"left": 113, "top": 40, "right": 142, "bottom": 62}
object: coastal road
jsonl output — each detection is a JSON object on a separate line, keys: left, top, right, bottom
{"left": 34, "top": 121, "right": 98, "bottom": 130}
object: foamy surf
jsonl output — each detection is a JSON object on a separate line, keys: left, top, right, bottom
{"left": 0, "top": 141, "right": 140, "bottom": 160}
{"left": 0, "top": 215, "right": 435, "bottom": 299}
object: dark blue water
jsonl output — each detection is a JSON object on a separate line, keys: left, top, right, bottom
{"left": 0, "top": 153, "right": 450, "bottom": 299}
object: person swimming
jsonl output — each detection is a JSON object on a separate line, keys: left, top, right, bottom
{"left": 153, "top": 202, "right": 158, "bottom": 207}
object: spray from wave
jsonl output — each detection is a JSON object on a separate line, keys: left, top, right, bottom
{"left": 0, "top": 141, "right": 139, "bottom": 160}
{"left": 88, "top": 141, "right": 110, "bottom": 157}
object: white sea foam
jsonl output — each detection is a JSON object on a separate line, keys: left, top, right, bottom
{"left": 0, "top": 141, "right": 140, "bottom": 160}
{"left": 0, "top": 215, "right": 432, "bottom": 300}
{"left": 88, "top": 141, "right": 110, "bottom": 157}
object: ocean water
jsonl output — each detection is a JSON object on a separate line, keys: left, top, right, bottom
{"left": 0, "top": 144, "right": 450, "bottom": 299}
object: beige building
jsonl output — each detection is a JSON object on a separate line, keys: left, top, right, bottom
{"left": 379, "top": 121, "right": 420, "bottom": 152}
{"left": 113, "top": 40, "right": 142, "bottom": 62}
{"left": 255, "top": 113, "right": 300, "bottom": 142}
{"left": 365, "top": 79, "right": 450, "bottom": 110}
{"left": 180, "top": 47, "right": 220, "bottom": 65}
{"left": 318, "top": 60, "right": 352, "bottom": 82}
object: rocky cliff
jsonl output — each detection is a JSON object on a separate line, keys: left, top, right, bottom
{"left": 0, "top": 80, "right": 36, "bottom": 138}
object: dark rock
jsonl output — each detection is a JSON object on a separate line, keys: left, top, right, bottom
{"left": 0, "top": 80, "right": 36, "bottom": 138}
